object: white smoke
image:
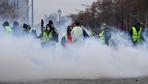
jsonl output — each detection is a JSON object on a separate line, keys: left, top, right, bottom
{"left": 0, "top": 26, "right": 148, "bottom": 82}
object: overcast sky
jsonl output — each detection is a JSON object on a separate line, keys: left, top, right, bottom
{"left": 33, "top": 0, "right": 96, "bottom": 23}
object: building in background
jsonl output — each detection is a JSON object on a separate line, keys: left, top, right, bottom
{"left": 0, "top": 0, "right": 29, "bottom": 23}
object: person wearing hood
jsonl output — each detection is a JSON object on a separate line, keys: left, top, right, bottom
{"left": 98, "top": 23, "right": 111, "bottom": 46}
{"left": 46, "top": 20, "right": 59, "bottom": 43}
{"left": 130, "top": 22, "right": 144, "bottom": 45}
{"left": 61, "top": 26, "right": 73, "bottom": 47}
{"left": 2, "top": 21, "right": 13, "bottom": 34}
{"left": 39, "top": 20, "right": 58, "bottom": 47}
{"left": 38, "top": 19, "right": 50, "bottom": 47}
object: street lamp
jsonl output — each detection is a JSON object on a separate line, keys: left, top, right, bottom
{"left": 58, "top": 8, "right": 62, "bottom": 23}
{"left": 31, "top": 0, "right": 34, "bottom": 27}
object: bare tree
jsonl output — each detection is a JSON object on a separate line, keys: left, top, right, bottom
{"left": 71, "top": 0, "right": 148, "bottom": 31}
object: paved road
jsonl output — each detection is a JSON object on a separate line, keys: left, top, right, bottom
{"left": 2, "top": 78, "right": 148, "bottom": 84}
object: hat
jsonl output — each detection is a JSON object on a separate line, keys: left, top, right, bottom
{"left": 3, "top": 21, "right": 9, "bottom": 27}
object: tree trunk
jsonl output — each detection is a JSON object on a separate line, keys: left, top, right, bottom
{"left": 146, "top": 12, "right": 148, "bottom": 28}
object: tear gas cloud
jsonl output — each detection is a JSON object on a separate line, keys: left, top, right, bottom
{"left": 0, "top": 19, "right": 148, "bottom": 82}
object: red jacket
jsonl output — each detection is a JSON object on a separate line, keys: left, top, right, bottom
{"left": 67, "top": 34, "right": 72, "bottom": 43}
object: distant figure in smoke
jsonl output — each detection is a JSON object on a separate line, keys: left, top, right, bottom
{"left": 2, "top": 21, "right": 13, "bottom": 34}
{"left": 130, "top": 22, "right": 144, "bottom": 45}
{"left": 98, "top": 23, "right": 111, "bottom": 46}
{"left": 23, "top": 24, "right": 32, "bottom": 34}
{"left": 61, "top": 26, "right": 72, "bottom": 47}
{"left": 13, "top": 21, "right": 21, "bottom": 37}
{"left": 22, "top": 23, "right": 37, "bottom": 37}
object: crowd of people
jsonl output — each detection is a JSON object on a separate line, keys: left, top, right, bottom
{"left": 0, "top": 19, "right": 146, "bottom": 48}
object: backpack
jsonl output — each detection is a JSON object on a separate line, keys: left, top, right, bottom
{"left": 82, "top": 29, "right": 89, "bottom": 38}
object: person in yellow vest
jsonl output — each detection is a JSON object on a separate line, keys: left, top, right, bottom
{"left": 22, "top": 23, "right": 37, "bottom": 37}
{"left": 98, "top": 23, "right": 111, "bottom": 46}
{"left": 23, "top": 24, "right": 32, "bottom": 34}
{"left": 39, "top": 20, "right": 58, "bottom": 47}
{"left": 38, "top": 27, "right": 49, "bottom": 47}
{"left": 46, "top": 20, "right": 59, "bottom": 43}
{"left": 38, "top": 20, "right": 52, "bottom": 47}
{"left": 130, "top": 22, "right": 144, "bottom": 45}
{"left": 2, "top": 21, "right": 13, "bottom": 34}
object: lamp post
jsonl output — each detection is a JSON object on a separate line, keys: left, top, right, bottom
{"left": 31, "top": 0, "right": 34, "bottom": 27}
{"left": 5, "top": 0, "right": 8, "bottom": 8}
{"left": 58, "top": 8, "right": 62, "bottom": 24}
{"left": 16, "top": 0, "right": 19, "bottom": 9}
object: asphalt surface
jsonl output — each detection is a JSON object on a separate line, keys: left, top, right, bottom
{"left": 2, "top": 78, "right": 148, "bottom": 84}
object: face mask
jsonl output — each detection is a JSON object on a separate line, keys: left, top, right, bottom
{"left": 47, "top": 27, "right": 50, "bottom": 30}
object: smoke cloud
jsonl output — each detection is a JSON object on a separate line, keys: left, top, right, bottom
{"left": 0, "top": 25, "right": 148, "bottom": 82}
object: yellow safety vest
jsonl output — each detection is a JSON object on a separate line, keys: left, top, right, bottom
{"left": 132, "top": 27, "right": 142, "bottom": 42}
{"left": 5, "top": 26, "right": 12, "bottom": 34}
{"left": 99, "top": 30, "right": 105, "bottom": 41}
{"left": 48, "top": 31, "right": 53, "bottom": 40}
{"left": 98, "top": 29, "right": 110, "bottom": 44}
{"left": 29, "top": 28, "right": 32, "bottom": 33}
{"left": 42, "top": 32, "right": 49, "bottom": 42}
{"left": 42, "top": 31, "right": 53, "bottom": 42}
